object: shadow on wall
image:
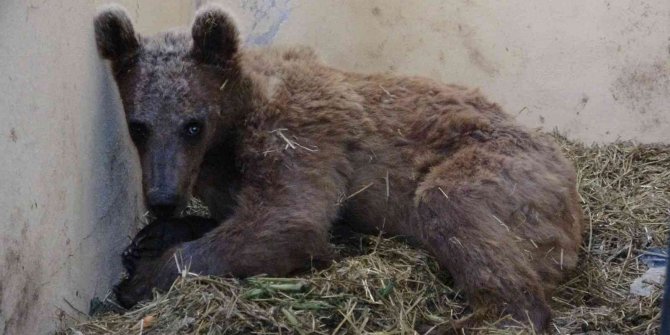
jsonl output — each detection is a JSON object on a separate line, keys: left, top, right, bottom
{"left": 91, "top": 56, "right": 142, "bottom": 234}
{"left": 84, "top": 56, "right": 143, "bottom": 285}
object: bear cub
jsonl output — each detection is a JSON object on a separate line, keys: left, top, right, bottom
{"left": 95, "top": 4, "right": 583, "bottom": 331}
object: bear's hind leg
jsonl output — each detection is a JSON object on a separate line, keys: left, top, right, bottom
{"left": 414, "top": 188, "right": 552, "bottom": 331}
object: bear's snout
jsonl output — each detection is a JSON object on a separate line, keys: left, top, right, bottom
{"left": 146, "top": 190, "right": 179, "bottom": 218}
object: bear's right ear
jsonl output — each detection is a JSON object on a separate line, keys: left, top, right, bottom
{"left": 94, "top": 4, "right": 139, "bottom": 61}
{"left": 191, "top": 4, "right": 239, "bottom": 66}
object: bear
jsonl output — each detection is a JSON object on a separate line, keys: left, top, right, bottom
{"left": 94, "top": 4, "right": 583, "bottom": 331}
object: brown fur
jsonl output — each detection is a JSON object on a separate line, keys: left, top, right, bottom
{"left": 95, "top": 4, "right": 583, "bottom": 331}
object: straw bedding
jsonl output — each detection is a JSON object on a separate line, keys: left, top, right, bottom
{"left": 58, "top": 133, "right": 669, "bottom": 334}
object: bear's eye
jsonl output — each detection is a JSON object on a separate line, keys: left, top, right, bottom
{"left": 128, "top": 122, "right": 149, "bottom": 143}
{"left": 183, "top": 122, "right": 203, "bottom": 139}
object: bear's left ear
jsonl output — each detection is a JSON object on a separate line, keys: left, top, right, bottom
{"left": 94, "top": 4, "right": 139, "bottom": 61}
{"left": 191, "top": 4, "right": 239, "bottom": 66}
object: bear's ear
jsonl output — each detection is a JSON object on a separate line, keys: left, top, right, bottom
{"left": 94, "top": 4, "right": 139, "bottom": 61}
{"left": 191, "top": 4, "right": 239, "bottom": 66}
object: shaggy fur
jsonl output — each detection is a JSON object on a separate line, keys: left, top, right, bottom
{"left": 95, "top": 4, "right": 583, "bottom": 331}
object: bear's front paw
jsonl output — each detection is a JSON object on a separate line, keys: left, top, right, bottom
{"left": 120, "top": 224, "right": 164, "bottom": 277}
{"left": 115, "top": 248, "right": 181, "bottom": 308}
{"left": 114, "top": 272, "right": 154, "bottom": 309}
{"left": 121, "top": 216, "right": 219, "bottom": 276}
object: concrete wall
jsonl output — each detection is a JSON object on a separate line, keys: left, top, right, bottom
{"left": 0, "top": 1, "right": 191, "bottom": 334}
{"left": 0, "top": 1, "right": 668, "bottom": 334}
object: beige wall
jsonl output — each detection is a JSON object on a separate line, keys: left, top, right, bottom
{"left": 0, "top": 1, "right": 667, "bottom": 334}
{"left": 0, "top": 1, "right": 191, "bottom": 334}
{"left": 96, "top": 0, "right": 194, "bottom": 35}
{"left": 217, "top": 0, "right": 669, "bottom": 144}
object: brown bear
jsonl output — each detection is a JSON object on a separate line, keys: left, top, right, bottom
{"left": 94, "top": 4, "right": 583, "bottom": 331}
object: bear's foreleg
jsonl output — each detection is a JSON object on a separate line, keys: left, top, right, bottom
{"left": 115, "top": 161, "right": 344, "bottom": 307}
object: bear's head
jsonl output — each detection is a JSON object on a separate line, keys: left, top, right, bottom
{"left": 94, "top": 4, "right": 246, "bottom": 218}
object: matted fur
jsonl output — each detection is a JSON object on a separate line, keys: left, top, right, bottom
{"left": 94, "top": 4, "right": 583, "bottom": 332}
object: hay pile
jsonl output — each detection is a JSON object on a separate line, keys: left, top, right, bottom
{"left": 59, "top": 134, "right": 669, "bottom": 334}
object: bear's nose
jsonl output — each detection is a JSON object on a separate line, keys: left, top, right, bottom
{"left": 147, "top": 191, "right": 179, "bottom": 218}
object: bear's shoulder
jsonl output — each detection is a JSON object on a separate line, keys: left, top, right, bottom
{"left": 240, "top": 45, "right": 358, "bottom": 107}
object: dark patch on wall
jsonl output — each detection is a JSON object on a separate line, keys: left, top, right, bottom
{"left": 1, "top": 245, "right": 43, "bottom": 334}
{"left": 9, "top": 128, "right": 17, "bottom": 142}
{"left": 5, "top": 277, "right": 40, "bottom": 333}
{"left": 4, "top": 248, "right": 20, "bottom": 268}
{"left": 3, "top": 204, "right": 49, "bottom": 334}
{"left": 458, "top": 24, "right": 499, "bottom": 76}
{"left": 580, "top": 95, "right": 589, "bottom": 106}
{"left": 611, "top": 61, "right": 669, "bottom": 112}
{"left": 467, "top": 47, "right": 498, "bottom": 76}
{"left": 611, "top": 60, "right": 670, "bottom": 133}
{"left": 575, "top": 94, "right": 589, "bottom": 115}
{"left": 369, "top": 5, "right": 406, "bottom": 28}
{"left": 371, "top": 6, "right": 381, "bottom": 16}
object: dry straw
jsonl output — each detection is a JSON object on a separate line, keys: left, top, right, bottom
{"left": 58, "top": 133, "right": 669, "bottom": 334}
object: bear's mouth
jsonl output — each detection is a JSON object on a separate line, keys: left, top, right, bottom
{"left": 149, "top": 204, "right": 178, "bottom": 219}
{"left": 145, "top": 192, "right": 191, "bottom": 219}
